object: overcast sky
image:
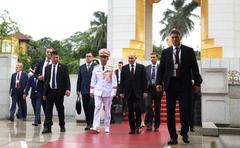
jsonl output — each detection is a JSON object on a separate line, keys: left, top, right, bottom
{"left": 0, "top": 0, "right": 200, "bottom": 50}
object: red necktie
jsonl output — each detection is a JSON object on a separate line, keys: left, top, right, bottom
{"left": 16, "top": 72, "right": 20, "bottom": 88}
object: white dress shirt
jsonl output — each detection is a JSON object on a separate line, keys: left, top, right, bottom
{"left": 129, "top": 63, "right": 136, "bottom": 74}
{"left": 151, "top": 64, "right": 157, "bottom": 84}
{"left": 42, "top": 58, "right": 52, "bottom": 76}
{"left": 86, "top": 62, "right": 93, "bottom": 70}
{"left": 15, "top": 71, "right": 22, "bottom": 88}
{"left": 118, "top": 69, "right": 121, "bottom": 84}
{"left": 172, "top": 45, "right": 181, "bottom": 77}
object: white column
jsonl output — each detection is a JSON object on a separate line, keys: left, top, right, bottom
{"left": 208, "top": 0, "right": 240, "bottom": 58}
{"left": 0, "top": 54, "right": 18, "bottom": 119}
{"left": 144, "top": 1, "right": 153, "bottom": 60}
{"left": 107, "top": 0, "right": 136, "bottom": 59}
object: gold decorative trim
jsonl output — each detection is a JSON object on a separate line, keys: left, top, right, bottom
{"left": 200, "top": 0, "right": 223, "bottom": 58}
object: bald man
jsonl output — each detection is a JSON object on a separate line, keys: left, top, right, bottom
{"left": 119, "top": 53, "right": 148, "bottom": 134}
{"left": 9, "top": 63, "right": 28, "bottom": 121}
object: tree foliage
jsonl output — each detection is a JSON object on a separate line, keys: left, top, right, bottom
{"left": 153, "top": 44, "right": 164, "bottom": 58}
{"left": 160, "top": 0, "right": 199, "bottom": 40}
{"left": 0, "top": 10, "right": 19, "bottom": 51}
{"left": 18, "top": 11, "right": 108, "bottom": 73}
{"left": 89, "top": 11, "right": 107, "bottom": 51}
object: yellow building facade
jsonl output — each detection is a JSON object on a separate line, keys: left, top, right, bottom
{"left": 120, "top": 0, "right": 225, "bottom": 59}
{"left": 0, "top": 32, "right": 29, "bottom": 55}
{"left": 122, "top": 0, "right": 160, "bottom": 60}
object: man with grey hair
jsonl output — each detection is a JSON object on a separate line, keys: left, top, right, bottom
{"left": 90, "top": 48, "right": 117, "bottom": 133}
{"left": 9, "top": 63, "right": 28, "bottom": 121}
{"left": 120, "top": 53, "right": 148, "bottom": 134}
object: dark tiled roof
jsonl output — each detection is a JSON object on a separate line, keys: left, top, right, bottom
{"left": 11, "top": 32, "right": 30, "bottom": 41}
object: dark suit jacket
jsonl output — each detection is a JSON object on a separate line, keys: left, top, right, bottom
{"left": 24, "top": 75, "right": 40, "bottom": 99}
{"left": 156, "top": 45, "right": 202, "bottom": 90}
{"left": 146, "top": 64, "right": 159, "bottom": 87}
{"left": 43, "top": 63, "right": 71, "bottom": 96}
{"left": 76, "top": 63, "right": 96, "bottom": 95}
{"left": 9, "top": 72, "right": 28, "bottom": 96}
{"left": 120, "top": 63, "right": 147, "bottom": 100}
{"left": 35, "top": 59, "right": 45, "bottom": 92}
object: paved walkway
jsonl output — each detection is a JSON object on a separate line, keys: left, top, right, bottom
{"left": 0, "top": 117, "right": 217, "bottom": 148}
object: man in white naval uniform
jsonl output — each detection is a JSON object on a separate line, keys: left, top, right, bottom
{"left": 90, "top": 48, "right": 117, "bottom": 133}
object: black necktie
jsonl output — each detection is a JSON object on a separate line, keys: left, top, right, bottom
{"left": 46, "top": 60, "right": 50, "bottom": 66}
{"left": 152, "top": 65, "right": 156, "bottom": 84}
{"left": 87, "top": 63, "right": 90, "bottom": 70}
{"left": 175, "top": 47, "right": 180, "bottom": 64}
{"left": 34, "top": 77, "right": 38, "bottom": 88}
{"left": 102, "top": 66, "right": 105, "bottom": 71}
{"left": 175, "top": 47, "right": 180, "bottom": 77}
{"left": 130, "top": 64, "right": 134, "bottom": 78}
{"left": 52, "top": 64, "right": 56, "bottom": 89}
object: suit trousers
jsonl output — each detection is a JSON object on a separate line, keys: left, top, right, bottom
{"left": 127, "top": 91, "right": 142, "bottom": 131}
{"left": 10, "top": 90, "right": 27, "bottom": 119}
{"left": 44, "top": 90, "right": 65, "bottom": 129}
{"left": 166, "top": 77, "right": 191, "bottom": 139}
{"left": 31, "top": 92, "right": 41, "bottom": 123}
{"left": 145, "top": 85, "right": 161, "bottom": 128}
{"left": 39, "top": 81, "right": 47, "bottom": 116}
{"left": 82, "top": 93, "right": 95, "bottom": 126}
{"left": 92, "top": 96, "right": 112, "bottom": 130}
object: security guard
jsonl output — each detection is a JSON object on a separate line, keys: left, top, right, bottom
{"left": 90, "top": 48, "right": 117, "bottom": 133}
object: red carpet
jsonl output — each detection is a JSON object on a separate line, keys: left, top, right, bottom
{"left": 42, "top": 122, "right": 172, "bottom": 148}
{"left": 161, "top": 96, "right": 180, "bottom": 123}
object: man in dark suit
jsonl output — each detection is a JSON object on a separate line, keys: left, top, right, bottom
{"left": 77, "top": 52, "right": 96, "bottom": 130}
{"left": 120, "top": 53, "right": 148, "bottom": 134}
{"left": 156, "top": 30, "right": 202, "bottom": 145}
{"left": 115, "top": 61, "right": 123, "bottom": 96}
{"left": 23, "top": 67, "right": 41, "bottom": 126}
{"left": 42, "top": 51, "right": 71, "bottom": 134}
{"left": 111, "top": 61, "right": 124, "bottom": 123}
{"left": 145, "top": 52, "right": 162, "bottom": 132}
{"left": 9, "top": 63, "right": 28, "bottom": 121}
{"left": 35, "top": 47, "right": 53, "bottom": 116}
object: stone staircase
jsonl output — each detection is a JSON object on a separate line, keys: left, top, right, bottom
{"left": 160, "top": 96, "right": 180, "bottom": 123}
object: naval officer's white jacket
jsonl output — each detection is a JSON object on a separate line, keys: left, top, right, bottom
{"left": 90, "top": 64, "right": 117, "bottom": 98}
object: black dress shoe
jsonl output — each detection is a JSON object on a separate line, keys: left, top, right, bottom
{"left": 32, "top": 123, "right": 38, "bottom": 126}
{"left": 168, "top": 138, "right": 178, "bottom": 145}
{"left": 135, "top": 128, "right": 141, "bottom": 134}
{"left": 190, "top": 127, "right": 195, "bottom": 132}
{"left": 38, "top": 121, "right": 41, "bottom": 124}
{"left": 180, "top": 131, "right": 190, "bottom": 143}
{"left": 182, "top": 136, "right": 190, "bottom": 144}
{"left": 84, "top": 125, "right": 90, "bottom": 131}
{"left": 110, "top": 120, "right": 115, "bottom": 124}
{"left": 154, "top": 128, "right": 159, "bottom": 132}
{"left": 16, "top": 114, "right": 20, "bottom": 119}
{"left": 60, "top": 127, "right": 66, "bottom": 132}
{"left": 42, "top": 128, "right": 52, "bottom": 134}
{"left": 146, "top": 125, "right": 152, "bottom": 131}
{"left": 128, "top": 130, "right": 135, "bottom": 134}
{"left": 9, "top": 117, "right": 14, "bottom": 122}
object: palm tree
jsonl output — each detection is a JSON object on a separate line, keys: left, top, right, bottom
{"left": 160, "top": 0, "right": 199, "bottom": 41}
{"left": 89, "top": 11, "right": 107, "bottom": 50}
